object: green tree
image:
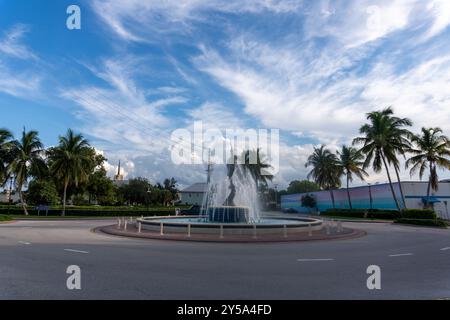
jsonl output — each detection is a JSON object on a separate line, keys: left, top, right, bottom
{"left": 26, "top": 179, "right": 59, "bottom": 206}
{"left": 305, "top": 145, "right": 341, "bottom": 208}
{"left": 353, "top": 107, "right": 411, "bottom": 211}
{"left": 163, "top": 177, "right": 178, "bottom": 200}
{"left": 48, "top": 129, "right": 92, "bottom": 216}
{"left": 286, "top": 180, "right": 320, "bottom": 194}
{"left": 0, "top": 128, "right": 14, "bottom": 185}
{"left": 406, "top": 127, "right": 450, "bottom": 207}
{"left": 87, "top": 168, "right": 116, "bottom": 205}
{"left": 8, "top": 130, "right": 47, "bottom": 215}
{"left": 119, "top": 178, "right": 152, "bottom": 205}
{"left": 337, "top": 145, "right": 368, "bottom": 209}
{"left": 301, "top": 194, "right": 317, "bottom": 211}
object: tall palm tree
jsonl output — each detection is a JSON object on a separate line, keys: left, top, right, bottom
{"left": 0, "top": 129, "right": 14, "bottom": 185}
{"left": 337, "top": 145, "right": 368, "bottom": 209}
{"left": 8, "top": 130, "right": 46, "bottom": 215}
{"left": 379, "top": 108, "right": 413, "bottom": 209}
{"left": 305, "top": 145, "right": 341, "bottom": 209}
{"left": 48, "top": 129, "right": 91, "bottom": 216}
{"left": 353, "top": 107, "right": 410, "bottom": 211}
{"left": 406, "top": 127, "right": 450, "bottom": 208}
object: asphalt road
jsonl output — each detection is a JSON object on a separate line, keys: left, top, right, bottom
{"left": 1, "top": 219, "right": 450, "bottom": 299}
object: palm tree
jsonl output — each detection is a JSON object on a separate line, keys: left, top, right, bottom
{"left": 48, "top": 129, "right": 91, "bottom": 216}
{"left": 406, "top": 127, "right": 450, "bottom": 208}
{"left": 378, "top": 108, "right": 413, "bottom": 209}
{"left": 0, "top": 129, "right": 14, "bottom": 185}
{"left": 8, "top": 130, "right": 46, "bottom": 215}
{"left": 353, "top": 107, "right": 411, "bottom": 211}
{"left": 242, "top": 149, "right": 273, "bottom": 188}
{"left": 337, "top": 145, "right": 368, "bottom": 209}
{"left": 305, "top": 145, "right": 341, "bottom": 209}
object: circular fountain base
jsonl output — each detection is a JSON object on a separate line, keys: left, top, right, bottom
{"left": 137, "top": 215, "right": 323, "bottom": 235}
{"left": 207, "top": 206, "right": 249, "bottom": 223}
{"left": 98, "top": 215, "right": 367, "bottom": 242}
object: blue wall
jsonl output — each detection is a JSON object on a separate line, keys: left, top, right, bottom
{"left": 281, "top": 183, "right": 402, "bottom": 213}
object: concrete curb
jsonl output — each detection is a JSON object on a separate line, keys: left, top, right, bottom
{"left": 95, "top": 224, "right": 366, "bottom": 243}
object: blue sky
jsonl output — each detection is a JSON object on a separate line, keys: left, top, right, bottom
{"left": 0, "top": 0, "right": 449, "bottom": 188}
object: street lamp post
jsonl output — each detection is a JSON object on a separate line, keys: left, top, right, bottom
{"left": 274, "top": 184, "right": 278, "bottom": 209}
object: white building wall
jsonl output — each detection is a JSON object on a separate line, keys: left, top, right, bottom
{"left": 180, "top": 192, "right": 205, "bottom": 205}
{"left": 402, "top": 182, "right": 450, "bottom": 219}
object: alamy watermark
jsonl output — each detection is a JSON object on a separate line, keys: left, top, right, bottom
{"left": 66, "top": 265, "right": 81, "bottom": 290}
{"left": 66, "top": 5, "right": 81, "bottom": 30}
{"left": 366, "top": 265, "right": 381, "bottom": 290}
{"left": 170, "top": 121, "right": 280, "bottom": 175}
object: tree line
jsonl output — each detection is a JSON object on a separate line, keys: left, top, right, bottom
{"left": 304, "top": 107, "right": 450, "bottom": 210}
{"left": 0, "top": 128, "right": 179, "bottom": 215}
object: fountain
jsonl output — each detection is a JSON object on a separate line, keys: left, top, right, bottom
{"left": 136, "top": 150, "right": 323, "bottom": 239}
{"left": 204, "top": 155, "right": 257, "bottom": 223}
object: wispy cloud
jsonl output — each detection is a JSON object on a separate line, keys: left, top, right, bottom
{"left": 0, "top": 24, "right": 37, "bottom": 60}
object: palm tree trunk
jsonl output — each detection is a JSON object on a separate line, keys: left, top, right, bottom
{"left": 19, "top": 187, "right": 28, "bottom": 215}
{"left": 425, "top": 162, "right": 433, "bottom": 209}
{"left": 346, "top": 174, "right": 352, "bottom": 209}
{"left": 62, "top": 179, "right": 69, "bottom": 217}
{"left": 381, "top": 153, "right": 401, "bottom": 211}
{"left": 394, "top": 166, "right": 407, "bottom": 209}
{"left": 330, "top": 189, "right": 336, "bottom": 209}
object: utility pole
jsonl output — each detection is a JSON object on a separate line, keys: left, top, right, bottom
{"left": 206, "top": 149, "right": 213, "bottom": 184}
{"left": 274, "top": 184, "right": 278, "bottom": 209}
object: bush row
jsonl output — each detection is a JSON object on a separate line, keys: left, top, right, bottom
{"left": 0, "top": 214, "right": 12, "bottom": 221}
{"left": 400, "top": 209, "right": 437, "bottom": 219}
{"left": 323, "top": 208, "right": 440, "bottom": 220}
{"left": 394, "top": 218, "right": 448, "bottom": 228}
{"left": 0, "top": 204, "right": 188, "bottom": 211}
{"left": 0, "top": 208, "right": 177, "bottom": 217}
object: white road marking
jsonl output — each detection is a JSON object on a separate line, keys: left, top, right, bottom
{"left": 389, "top": 253, "right": 413, "bottom": 257}
{"left": 297, "top": 258, "right": 334, "bottom": 262}
{"left": 18, "top": 241, "right": 31, "bottom": 245}
{"left": 64, "top": 249, "right": 89, "bottom": 254}
{"left": 440, "top": 247, "right": 450, "bottom": 251}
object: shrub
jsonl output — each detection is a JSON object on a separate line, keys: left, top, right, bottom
{"left": 394, "top": 218, "right": 447, "bottom": 228}
{"left": 0, "top": 214, "right": 12, "bottom": 221}
{"left": 401, "top": 209, "right": 437, "bottom": 220}
{"left": 0, "top": 207, "right": 178, "bottom": 217}
{"left": 301, "top": 194, "right": 316, "bottom": 209}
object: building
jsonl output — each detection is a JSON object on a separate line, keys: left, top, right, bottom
{"left": 179, "top": 183, "right": 207, "bottom": 205}
{"left": 0, "top": 191, "right": 20, "bottom": 204}
{"left": 281, "top": 181, "right": 450, "bottom": 219}
{"left": 113, "top": 161, "right": 129, "bottom": 187}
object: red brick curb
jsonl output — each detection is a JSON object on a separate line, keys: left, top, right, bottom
{"left": 95, "top": 224, "right": 366, "bottom": 243}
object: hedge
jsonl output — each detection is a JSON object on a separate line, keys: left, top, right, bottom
{"left": 322, "top": 209, "right": 400, "bottom": 220}
{"left": 0, "top": 214, "right": 12, "bottom": 221}
{"left": 0, "top": 204, "right": 189, "bottom": 211}
{"left": 400, "top": 209, "right": 437, "bottom": 220}
{"left": 394, "top": 218, "right": 447, "bottom": 228}
{"left": 0, "top": 208, "right": 177, "bottom": 217}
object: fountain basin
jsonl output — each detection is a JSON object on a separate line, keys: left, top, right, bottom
{"left": 207, "top": 206, "right": 249, "bottom": 223}
{"left": 137, "top": 215, "right": 323, "bottom": 236}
